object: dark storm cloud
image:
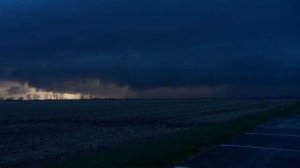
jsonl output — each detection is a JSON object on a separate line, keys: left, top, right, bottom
{"left": 0, "top": 0, "right": 300, "bottom": 96}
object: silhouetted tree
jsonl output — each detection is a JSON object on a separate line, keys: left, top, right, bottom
{"left": 32, "top": 94, "right": 40, "bottom": 100}
{"left": 5, "top": 97, "right": 14, "bottom": 101}
{"left": 53, "top": 93, "right": 59, "bottom": 100}
{"left": 17, "top": 97, "right": 24, "bottom": 101}
{"left": 80, "top": 94, "right": 89, "bottom": 100}
{"left": 26, "top": 94, "right": 32, "bottom": 100}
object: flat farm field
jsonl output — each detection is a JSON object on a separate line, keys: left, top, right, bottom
{"left": 0, "top": 99, "right": 295, "bottom": 167}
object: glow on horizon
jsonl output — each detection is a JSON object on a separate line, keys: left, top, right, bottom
{"left": 0, "top": 81, "right": 83, "bottom": 100}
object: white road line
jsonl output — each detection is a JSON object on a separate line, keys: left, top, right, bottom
{"left": 245, "top": 132, "right": 300, "bottom": 138}
{"left": 220, "top": 144, "right": 300, "bottom": 153}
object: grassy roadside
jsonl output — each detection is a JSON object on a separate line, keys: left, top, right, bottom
{"left": 51, "top": 101, "right": 300, "bottom": 168}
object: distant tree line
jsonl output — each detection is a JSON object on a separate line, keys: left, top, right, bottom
{"left": 0, "top": 93, "right": 94, "bottom": 101}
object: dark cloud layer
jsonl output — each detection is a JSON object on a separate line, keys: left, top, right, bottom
{"left": 0, "top": 0, "right": 300, "bottom": 97}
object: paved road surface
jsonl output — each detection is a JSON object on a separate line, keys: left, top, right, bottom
{"left": 176, "top": 115, "right": 300, "bottom": 168}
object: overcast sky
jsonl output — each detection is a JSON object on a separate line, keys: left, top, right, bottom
{"left": 0, "top": 0, "right": 300, "bottom": 99}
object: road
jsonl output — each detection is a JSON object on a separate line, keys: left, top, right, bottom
{"left": 176, "top": 115, "right": 300, "bottom": 168}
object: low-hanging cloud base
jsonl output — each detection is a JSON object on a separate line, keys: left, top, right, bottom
{"left": 0, "top": 79, "right": 299, "bottom": 100}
